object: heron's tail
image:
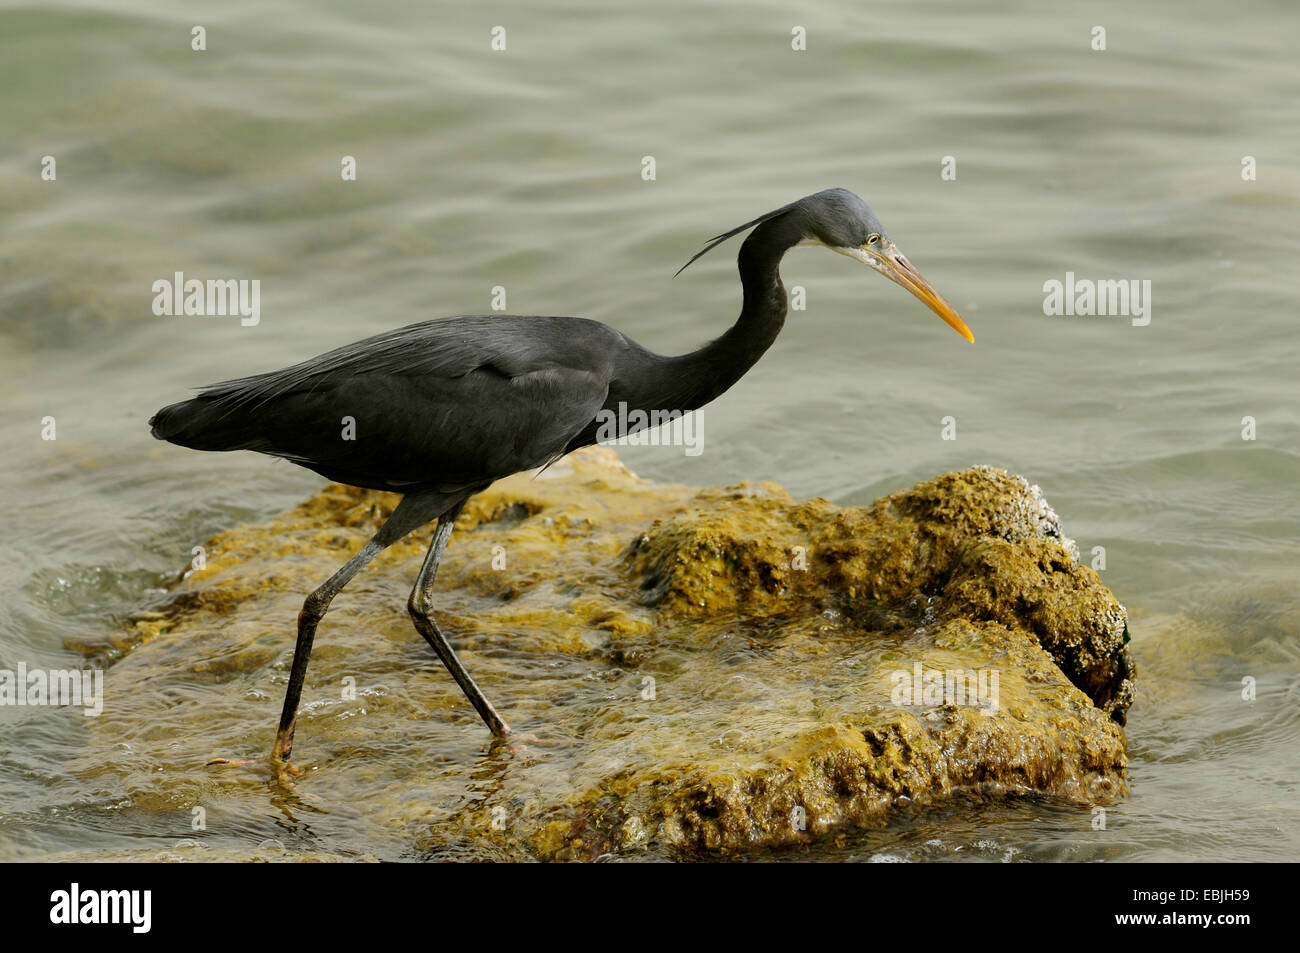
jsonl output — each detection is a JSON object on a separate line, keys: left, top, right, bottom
{"left": 149, "top": 396, "right": 258, "bottom": 452}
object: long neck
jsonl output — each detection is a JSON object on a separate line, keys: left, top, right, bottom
{"left": 649, "top": 214, "right": 805, "bottom": 412}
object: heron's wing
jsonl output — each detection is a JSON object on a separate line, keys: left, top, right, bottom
{"left": 154, "top": 315, "right": 619, "bottom": 491}
{"left": 257, "top": 362, "right": 611, "bottom": 490}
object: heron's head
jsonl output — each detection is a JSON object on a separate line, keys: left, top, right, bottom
{"left": 678, "top": 187, "right": 974, "bottom": 343}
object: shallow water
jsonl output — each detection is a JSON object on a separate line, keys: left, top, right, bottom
{"left": 1, "top": 0, "right": 1297, "bottom": 861}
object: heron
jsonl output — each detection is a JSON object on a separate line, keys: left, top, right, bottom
{"left": 149, "top": 188, "right": 973, "bottom": 781}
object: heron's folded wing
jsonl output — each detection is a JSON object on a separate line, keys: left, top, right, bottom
{"left": 152, "top": 315, "right": 625, "bottom": 490}
{"left": 248, "top": 361, "right": 611, "bottom": 489}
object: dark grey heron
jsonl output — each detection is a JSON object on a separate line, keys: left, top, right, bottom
{"left": 150, "top": 188, "right": 973, "bottom": 782}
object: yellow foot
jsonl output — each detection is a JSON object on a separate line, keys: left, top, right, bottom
{"left": 490, "top": 727, "right": 561, "bottom": 757}
{"left": 207, "top": 754, "right": 302, "bottom": 790}
{"left": 271, "top": 757, "right": 303, "bottom": 791}
{"left": 206, "top": 755, "right": 254, "bottom": 767}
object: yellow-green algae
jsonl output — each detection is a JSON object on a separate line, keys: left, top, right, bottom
{"left": 80, "top": 449, "right": 1132, "bottom": 860}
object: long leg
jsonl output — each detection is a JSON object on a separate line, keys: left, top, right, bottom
{"left": 270, "top": 537, "right": 385, "bottom": 768}
{"left": 209, "top": 488, "right": 463, "bottom": 780}
{"left": 408, "top": 502, "right": 511, "bottom": 737}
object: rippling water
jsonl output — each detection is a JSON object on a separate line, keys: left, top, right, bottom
{"left": 2, "top": 0, "right": 1297, "bottom": 861}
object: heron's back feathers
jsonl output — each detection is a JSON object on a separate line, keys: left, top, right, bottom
{"left": 150, "top": 315, "right": 622, "bottom": 492}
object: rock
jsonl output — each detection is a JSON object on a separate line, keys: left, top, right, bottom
{"left": 74, "top": 449, "right": 1132, "bottom": 860}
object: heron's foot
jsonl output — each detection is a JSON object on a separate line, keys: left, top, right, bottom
{"left": 268, "top": 729, "right": 304, "bottom": 790}
{"left": 271, "top": 757, "right": 303, "bottom": 791}
{"left": 489, "top": 725, "right": 560, "bottom": 757}
{"left": 208, "top": 725, "right": 304, "bottom": 791}
{"left": 486, "top": 723, "right": 528, "bottom": 757}
{"left": 206, "top": 755, "right": 260, "bottom": 768}
{"left": 206, "top": 753, "right": 302, "bottom": 787}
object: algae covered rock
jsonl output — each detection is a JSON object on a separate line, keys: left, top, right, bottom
{"left": 628, "top": 465, "right": 1133, "bottom": 723}
{"left": 84, "top": 449, "right": 1132, "bottom": 860}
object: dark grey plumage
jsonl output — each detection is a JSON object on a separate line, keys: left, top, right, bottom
{"left": 151, "top": 315, "right": 624, "bottom": 493}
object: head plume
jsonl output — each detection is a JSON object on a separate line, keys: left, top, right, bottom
{"left": 674, "top": 199, "right": 800, "bottom": 277}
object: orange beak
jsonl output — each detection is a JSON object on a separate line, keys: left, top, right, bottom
{"left": 873, "top": 243, "right": 974, "bottom": 343}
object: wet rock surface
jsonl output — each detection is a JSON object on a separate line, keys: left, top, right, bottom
{"left": 73, "top": 449, "right": 1133, "bottom": 860}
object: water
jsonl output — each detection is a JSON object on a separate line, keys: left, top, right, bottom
{"left": 2, "top": 0, "right": 1298, "bottom": 861}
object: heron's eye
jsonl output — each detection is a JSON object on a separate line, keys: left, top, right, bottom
{"left": 866, "top": 233, "right": 881, "bottom": 247}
